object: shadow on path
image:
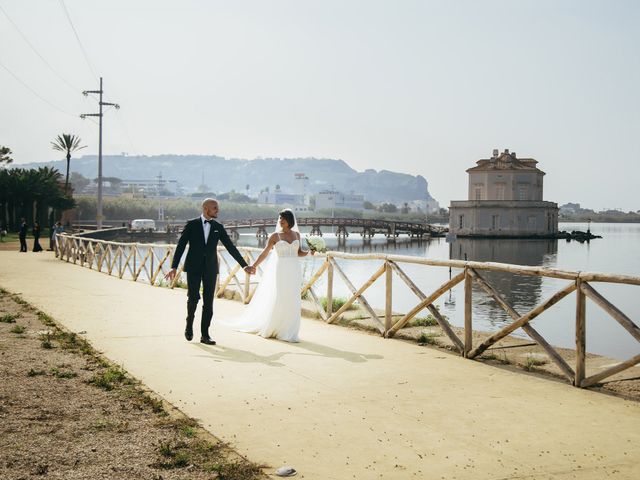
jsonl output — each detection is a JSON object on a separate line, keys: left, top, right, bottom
{"left": 193, "top": 338, "right": 384, "bottom": 367}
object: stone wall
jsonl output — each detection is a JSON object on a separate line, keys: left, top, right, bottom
{"left": 449, "top": 201, "right": 558, "bottom": 237}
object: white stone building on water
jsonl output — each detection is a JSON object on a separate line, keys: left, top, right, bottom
{"left": 449, "top": 149, "right": 558, "bottom": 237}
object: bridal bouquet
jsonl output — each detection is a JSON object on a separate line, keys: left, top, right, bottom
{"left": 305, "top": 236, "right": 327, "bottom": 253}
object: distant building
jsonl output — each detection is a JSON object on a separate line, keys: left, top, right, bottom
{"left": 407, "top": 198, "right": 440, "bottom": 214}
{"left": 449, "top": 149, "right": 558, "bottom": 237}
{"left": 294, "top": 173, "right": 310, "bottom": 203}
{"left": 258, "top": 183, "right": 306, "bottom": 206}
{"left": 315, "top": 190, "right": 365, "bottom": 211}
{"left": 120, "top": 178, "right": 180, "bottom": 196}
{"left": 559, "top": 203, "right": 585, "bottom": 215}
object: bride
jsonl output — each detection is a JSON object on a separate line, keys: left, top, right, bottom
{"left": 223, "top": 209, "right": 313, "bottom": 342}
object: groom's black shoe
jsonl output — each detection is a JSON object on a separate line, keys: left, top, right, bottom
{"left": 184, "top": 324, "right": 193, "bottom": 341}
{"left": 200, "top": 337, "right": 216, "bottom": 345}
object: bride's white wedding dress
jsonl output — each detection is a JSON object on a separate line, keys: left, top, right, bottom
{"left": 223, "top": 236, "right": 302, "bottom": 342}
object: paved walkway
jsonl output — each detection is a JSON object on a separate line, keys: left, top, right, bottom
{"left": 1, "top": 251, "right": 639, "bottom": 479}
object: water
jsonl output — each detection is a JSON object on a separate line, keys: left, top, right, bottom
{"left": 234, "top": 223, "right": 640, "bottom": 360}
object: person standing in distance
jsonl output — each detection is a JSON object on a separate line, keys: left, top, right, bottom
{"left": 165, "top": 199, "right": 255, "bottom": 345}
{"left": 18, "top": 218, "right": 28, "bottom": 252}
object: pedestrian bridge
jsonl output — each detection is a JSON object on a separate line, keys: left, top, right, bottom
{"left": 223, "top": 217, "right": 448, "bottom": 240}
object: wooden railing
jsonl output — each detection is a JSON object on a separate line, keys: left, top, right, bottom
{"left": 55, "top": 234, "right": 640, "bottom": 389}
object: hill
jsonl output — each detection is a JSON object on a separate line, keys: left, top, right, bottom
{"left": 20, "top": 154, "right": 433, "bottom": 203}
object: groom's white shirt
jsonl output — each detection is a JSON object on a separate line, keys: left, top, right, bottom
{"left": 200, "top": 214, "right": 211, "bottom": 243}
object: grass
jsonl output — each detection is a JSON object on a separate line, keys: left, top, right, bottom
{"left": 417, "top": 332, "right": 439, "bottom": 345}
{"left": 88, "top": 365, "right": 128, "bottom": 391}
{"left": 524, "top": 355, "right": 548, "bottom": 371}
{"left": 320, "top": 296, "right": 358, "bottom": 312}
{"left": 10, "top": 324, "right": 26, "bottom": 334}
{"left": 50, "top": 367, "right": 78, "bottom": 379}
{"left": 137, "top": 391, "right": 166, "bottom": 414}
{"left": 181, "top": 425, "right": 197, "bottom": 438}
{"left": 410, "top": 316, "right": 439, "bottom": 327}
{"left": 408, "top": 306, "right": 448, "bottom": 328}
{"left": 40, "top": 332, "right": 54, "bottom": 349}
{"left": 156, "top": 441, "right": 192, "bottom": 469}
{"left": 54, "top": 330, "right": 93, "bottom": 355}
{"left": 37, "top": 311, "right": 56, "bottom": 327}
{"left": 9, "top": 294, "right": 31, "bottom": 308}
{"left": 0, "top": 312, "right": 20, "bottom": 323}
{"left": 0, "top": 232, "right": 20, "bottom": 243}
{"left": 479, "top": 352, "right": 511, "bottom": 365}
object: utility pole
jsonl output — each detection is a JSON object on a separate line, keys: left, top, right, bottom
{"left": 81, "top": 77, "right": 119, "bottom": 230}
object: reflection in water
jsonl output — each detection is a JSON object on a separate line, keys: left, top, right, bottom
{"left": 450, "top": 239, "right": 558, "bottom": 327}
{"left": 246, "top": 234, "right": 434, "bottom": 255}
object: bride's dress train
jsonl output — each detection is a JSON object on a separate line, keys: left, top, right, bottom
{"left": 222, "top": 239, "right": 302, "bottom": 342}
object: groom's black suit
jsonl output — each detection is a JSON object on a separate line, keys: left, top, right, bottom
{"left": 171, "top": 217, "right": 248, "bottom": 339}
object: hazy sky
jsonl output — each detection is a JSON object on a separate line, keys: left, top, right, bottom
{"left": 1, "top": 0, "right": 639, "bottom": 210}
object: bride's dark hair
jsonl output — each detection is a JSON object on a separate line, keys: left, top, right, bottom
{"left": 279, "top": 209, "right": 296, "bottom": 228}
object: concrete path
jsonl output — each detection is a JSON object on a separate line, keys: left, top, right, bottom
{"left": 1, "top": 251, "right": 639, "bottom": 480}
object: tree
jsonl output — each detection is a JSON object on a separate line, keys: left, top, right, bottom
{"left": 51, "top": 134, "right": 86, "bottom": 193}
{"left": 378, "top": 203, "right": 398, "bottom": 213}
{"left": 69, "top": 172, "right": 90, "bottom": 192}
{"left": 0, "top": 166, "right": 73, "bottom": 230}
{"left": 363, "top": 201, "right": 375, "bottom": 210}
{"left": 0, "top": 146, "right": 13, "bottom": 167}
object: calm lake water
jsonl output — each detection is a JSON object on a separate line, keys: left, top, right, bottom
{"left": 235, "top": 222, "right": 640, "bottom": 360}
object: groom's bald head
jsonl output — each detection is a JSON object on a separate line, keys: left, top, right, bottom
{"left": 202, "top": 198, "right": 219, "bottom": 219}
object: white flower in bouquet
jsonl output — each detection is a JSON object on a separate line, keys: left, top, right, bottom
{"left": 305, "top": 236, "right": 327, "bottom": 253}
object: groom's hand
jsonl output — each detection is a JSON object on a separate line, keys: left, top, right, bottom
{"left": 164, "top": 268, "right": 177, "bottom": 281}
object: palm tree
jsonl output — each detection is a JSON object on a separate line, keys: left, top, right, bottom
{"left": 0, "top": 167, "right": 72, "bottom": 230}
{"left": 51, "top": 134, "right": 86, "bottom": 193}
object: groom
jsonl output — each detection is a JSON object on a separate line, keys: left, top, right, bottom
{"left": 165, "top": 198, "right": 254, "bottom": 345}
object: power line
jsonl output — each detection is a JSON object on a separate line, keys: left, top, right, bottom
{"left": 114, "top": 110, "right": 140, "bottom": 156}
{"left": 0, "top": 4, "right": 81, "bottom": 94}
{"left": 59, "top": 0, "right": 98, "bottom": 80}
{"left": 0, "top": 57, "right": 77, "bottom": 117}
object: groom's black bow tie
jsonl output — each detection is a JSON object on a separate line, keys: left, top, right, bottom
{"left": 204, "top": 219, "right": 214, "bottom": 224}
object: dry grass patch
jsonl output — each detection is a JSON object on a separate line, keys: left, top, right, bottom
{"left": 0, "top": 288, "right": 267, "bottom": 480}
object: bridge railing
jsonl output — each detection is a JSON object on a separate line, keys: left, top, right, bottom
{"left": 55, "top": 233, "right": 639, "bottom": 389}
{"left": 222, "top": 217, "right": 447, "bottom": 234}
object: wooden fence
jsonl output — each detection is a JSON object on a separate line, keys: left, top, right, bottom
{"left": 55, "top": 234, "right": 640, "bottom": 389}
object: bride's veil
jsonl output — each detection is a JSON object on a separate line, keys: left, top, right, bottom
{"left": 219, "top": 209, "right": 297, "bottom": 332}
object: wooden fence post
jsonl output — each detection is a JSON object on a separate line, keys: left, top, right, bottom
{"left": 575, "top": 278, "right": 586, "bottom": 387}
{"left": 244, "top": 254, "right": 251, "bottom": 303}
{"left": 385, "top": 260, "right": 393, "bottom": 335}
{"left": 464, "top": 267, "right": 473, "bottom": 357}
{"left": 326, "top": 256, "right": 334, "bottom": 317}
{"left": 150, "top": 249, "right": 154, "bottom": 284}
